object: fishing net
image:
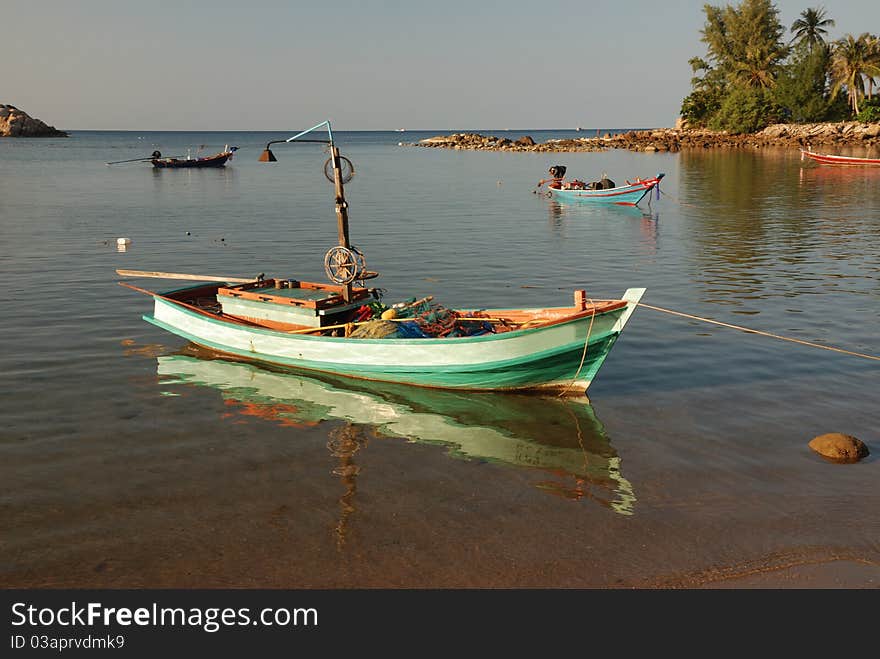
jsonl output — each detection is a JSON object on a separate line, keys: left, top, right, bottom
{"left": 348, "top": 297, "right": 496, "bottom": 339}
{"left": 349, "top": 320, "right": 399, "bottom": 338}
{"left": 324, "top": 156, "right": 355, "bottom": 184}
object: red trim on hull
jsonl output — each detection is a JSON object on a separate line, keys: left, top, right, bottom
{"left": 800, "top": 149, "right": 880, "bottom": 166}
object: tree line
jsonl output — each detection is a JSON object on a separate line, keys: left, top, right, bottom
{"left": 681, "top": 1, "right": 880, "bottom": 133}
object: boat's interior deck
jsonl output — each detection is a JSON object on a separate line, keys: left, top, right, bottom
{"left": 163, "top": 280, "right": 627, "bottom": 337}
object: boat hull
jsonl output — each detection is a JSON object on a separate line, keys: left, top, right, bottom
{"left": 548, "top": 175, "right": 663, "bottom": 205}
{"left": 800, "top": 149, "right": 880, "bottom": 166}
{"left": 152, "top": 152, "right": 233, "bottom": 168}
{"left": 145, "top": 288, "right": 645, "bottom": 393}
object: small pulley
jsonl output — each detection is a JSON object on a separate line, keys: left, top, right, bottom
{"left": 324, "top": 156, "right": 355, "bottom": 184}
{"left": 324, "top": 245, "right": 367, "bottom": 285}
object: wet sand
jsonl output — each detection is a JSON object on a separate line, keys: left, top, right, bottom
{"left": 4, "top": 385, "right": 877, "bottom": 589}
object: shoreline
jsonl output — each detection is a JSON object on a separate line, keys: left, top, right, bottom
{"left": 408, "top": 122, "right": 880, "bottom": 153}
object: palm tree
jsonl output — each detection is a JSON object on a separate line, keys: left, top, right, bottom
{"left": 865, "top": 34, "right": 880, "bottom": 99}
{"left": 732, "top": 44, "right": 781, "bottom": 88}
{"left": 790, "top": 7, "right": 835, "bottom": 50}
{"left": 829, "top": 33, "right": 880, "bottom": 115}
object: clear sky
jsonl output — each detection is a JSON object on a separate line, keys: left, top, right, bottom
{"left": 3, "top": 1, "right": 878, "bottom": 131}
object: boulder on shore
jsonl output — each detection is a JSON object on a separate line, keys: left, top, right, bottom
{"left": 0, "top": 104, "right": 69, "bottom": 137}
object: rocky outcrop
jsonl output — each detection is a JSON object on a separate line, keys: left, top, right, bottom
{"left": 409, "top": 122, "right": 880, "bottom": 153}
{"left": 0, "top": 104, "right": 68, "bottom": 137}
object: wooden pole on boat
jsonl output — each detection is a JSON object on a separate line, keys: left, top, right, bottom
{"left": 105, "top": 156, "right": 154, "bottom": 165}
{"left": 329, "top": 144, "right": 354, "bottom": 303}
{"left": 116, "top": 269, "right": 257, "bottom": 283}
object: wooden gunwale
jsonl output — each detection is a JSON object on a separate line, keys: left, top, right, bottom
{"left": 138, "top": 279, "right": 631, "bottom": 339}
{"left": 144, "top": 281, "right": 630, "bottom": 336}
{"left": 120, "top": 282, "right": 268, "bottom": 328}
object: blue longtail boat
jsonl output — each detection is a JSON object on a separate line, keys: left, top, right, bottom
{"left": 537, "top": 165, "right": 664, "bottom": 206}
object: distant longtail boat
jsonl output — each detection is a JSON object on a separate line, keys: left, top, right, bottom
{"left": 151, "top": 146, "right": 238, "bottom": 168}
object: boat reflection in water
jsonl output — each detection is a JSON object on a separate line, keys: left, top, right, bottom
{"left": 547, "top": 198, "right": 659, "bottom": 223}
{"left": 156, "top": 349, "right": 636, "bottom": 521}
{"left": 798, "top": 161, "right": 880, "bottom": 186}
{"left": 546, "top": 200, "right": 659, "bottom": 254}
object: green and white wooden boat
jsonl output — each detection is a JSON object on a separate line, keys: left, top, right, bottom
{"left": 134, "top": 279, "right": 644, "bottom": 394}
{"left": 120, "top": 120, "right": 645, "bottom": 396}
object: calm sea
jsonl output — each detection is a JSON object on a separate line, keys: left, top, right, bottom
{"left": 1, "top": 130, "right": 878, "bottom": 588}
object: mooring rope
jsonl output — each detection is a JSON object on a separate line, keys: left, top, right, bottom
{"left": 559, "top": 298, "right": 598, "bottom": 396}
{"left": 639, "top": 302, "right": 880, "bottom": 362}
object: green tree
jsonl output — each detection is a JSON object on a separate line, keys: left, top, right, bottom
{"left": 856, "top": 97, "right": 880, "bottom": 122}
{"left": 680, "top": 57, "right": 725, "bottom": 126}
{"left": 701, "top": 0, "right": 788, "bottom": 85}
{"left": 710, "top": 86, "right": 781, "bottom": 133}
{"left": 790, "top": 7, "right": 835, "bottom": 50}
{"left": 773, "top": 40, "right": 834, "bottom": 122}
{"left": 688, "top": 0, "right": 788, "bottom": 131}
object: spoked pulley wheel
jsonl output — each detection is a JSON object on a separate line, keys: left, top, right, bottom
{"left": 324, "top": 245, "right": 367, "bottom": 284}
{"left": 324, "top": 156, "right": 355, "bottom": 184}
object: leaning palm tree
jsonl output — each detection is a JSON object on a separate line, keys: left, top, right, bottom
{"left": 865, "top": 34, "right": 880, "bottom": 99}
{"left": 829, "top": 33, "right": 880, "bottom": 115}
{"left": 790, "top": 7, "right": 835, "bottom": 51}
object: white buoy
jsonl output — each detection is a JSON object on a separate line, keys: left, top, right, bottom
{"left": 117, "top": 237, "right": 131, "bottom": 246}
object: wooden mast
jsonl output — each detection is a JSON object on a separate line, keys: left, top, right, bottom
{"left": 259, "top": 121, "right": 369, "bottom": 303}
{"left": 329, "top": 144, "right": 354, "bottom": 302}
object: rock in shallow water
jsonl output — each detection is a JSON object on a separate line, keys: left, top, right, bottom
{"left": 808, "top": 433, "right": 869, "bottom": 463}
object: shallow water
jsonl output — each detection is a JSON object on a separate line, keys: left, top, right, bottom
{"left": 1, "top": 130, "right": 878, "bottom": 588}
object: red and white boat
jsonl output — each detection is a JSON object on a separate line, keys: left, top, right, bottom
{"left": 800, "top": 148, "right": 880, "bottom": 166}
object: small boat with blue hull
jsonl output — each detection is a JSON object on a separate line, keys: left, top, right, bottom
{"left": 119, "top": 121, "right": 645, "bottom": 396}
{"left": 537, "top": 165, "right": 664, "bottom": 205}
